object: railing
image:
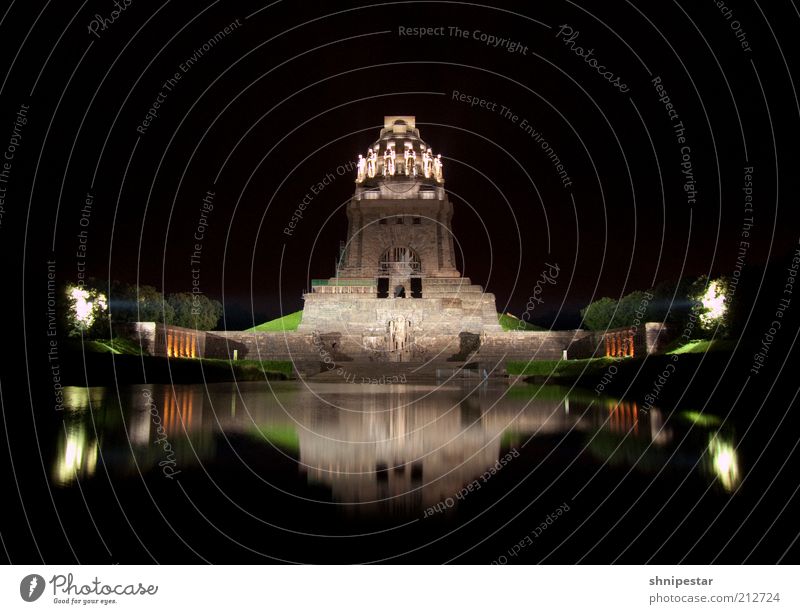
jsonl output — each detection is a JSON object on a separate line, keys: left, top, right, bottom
{"left": 378, "top": 261, "right": 421, "bottom": 273}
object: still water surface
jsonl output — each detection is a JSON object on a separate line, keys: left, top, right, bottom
{"left": 50, "top": 381, "right": 739, "bottom": 562}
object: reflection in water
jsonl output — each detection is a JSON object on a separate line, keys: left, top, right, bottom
{"left": 650, "top": 409, "right": 674, "bottom": 446}
{"left": 53, "top": 419, "right": 98, "bottom": 486}
{"left": 52, "top": 382, "right": 737, "bottom": 513}
{"left": 605, "top": 399, "right": 640, "bottom": 435}
{"left": 707, "top": 436, "right": 740, "bottom": 492}
{"left": 52, "top": 387, "right": 105, "bottom": 486}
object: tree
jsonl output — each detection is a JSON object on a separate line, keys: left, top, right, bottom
{"left": 167, "top": 293, "right": 222, "bottom": 330}
{"left": 616, "top": 290, "right": 649, "bottom": 326}
{"left": 109, "top": 281, "right": 174, "bottom": 324}
{"left": 689, "top": 276, "right": 730, "bottom": 336}
{"left": 64, "top": 283, "right": 108, "bottom": 338}
{"left": 580, "top": 297, "right": 619, "bottom": 331}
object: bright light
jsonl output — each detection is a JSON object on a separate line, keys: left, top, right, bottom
{"left": 699, "top": 279, "right": 727, "bottom": 328}
{"left": 708, "top": 438, "right": 740, "bottom": 492}
{"left": 715, "top": 449, "right": 733, "bottom": 474}
{"left": 66, "top": 284, "right": 107, "bottom": 332}
{"left": 70, "top": 287, "right": 92, "bottom": 325}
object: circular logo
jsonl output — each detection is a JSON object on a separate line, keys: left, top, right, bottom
{"left": 20, "top": 574, "right": 45, "bottom": 602}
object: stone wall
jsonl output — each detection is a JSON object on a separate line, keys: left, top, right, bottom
{"left": 118, "top": 321, "right": 675, "bottom": 378}
{"left": 115, "top": 322, "right": 206, "bottom": 358}
{"left": 297, "top": 293, "right": 502, "bottom": 335}
{"left": 482, "top": 330, "right": 592, "bottom": 361}
{"left": 566, "top": 323, "right": 674, "bottom": 359}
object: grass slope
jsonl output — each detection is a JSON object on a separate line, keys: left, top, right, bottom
{"left": 67, "top": 337, "right": 145, "bottom": 355}
{"left": 667, "top": 338, "right": 735, "bottom": 354}
{"left": 498, "top": 313, "right": 544, "bottom": 331}
{"left": 247, "top": 311, "right": 303, "bottom": 332}
{"left": 249, "top": 311, "right": 543, "bottom": 332}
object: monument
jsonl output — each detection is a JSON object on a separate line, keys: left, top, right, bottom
{"left": 123, "top": 117, "right": 672, "bottom": 374}
{"left": 298, "top": 116, "right": 502, "bottom": 363}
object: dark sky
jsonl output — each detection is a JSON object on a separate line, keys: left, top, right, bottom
{"left": 3, "top": 0, "right": 798, "bottom": 328}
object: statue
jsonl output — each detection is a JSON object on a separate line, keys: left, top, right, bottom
{"left": 404, "top": 147, "right": 413, "bottom": 175}
{"left": 388, "top": 316, "right": 412, "bottom": 353}
{"left": 367, "top": 148, "right": 377, "bottom": 178}
{"left": 433, "top": 153, "right": 443, "bottom": 182}
{"left": 384, "top": 147, "right": 396, "bottom": 176}
{"left": 410, "top": 149, "right": 417, "bottom": 177}
{"left": 356, "top": 154, "right": 366, "bottom": 182}
{"left": 422, "top": 148, "right": 432, "bottom": 178}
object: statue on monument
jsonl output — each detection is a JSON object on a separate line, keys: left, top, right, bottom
{"left": 356, "top": 154, "right": 366, "bottom": 182}
{"left": 388, "top": 316, "right": 412, "bottom": 353}
{"left": 422, "top": 148, "right": 432, "bottom": 178}
{"left": 384, "top": 147, "right": 396, "bottom": 176}
{"left": 367, "top": 148, "right": 377, "bottom": 178}
{"left": 433, "top": 153, "right": 443, "bottom": 182}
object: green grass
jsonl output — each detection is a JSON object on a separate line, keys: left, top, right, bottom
{"left": 668, "top": 339, "right": 735, "bottom": 354}
{"left": 498, "top": 313, "right": 544, "bottom": 331}
{"left": 247, "top": 311, "right": 303, "bottom": 332}
{"left": 250, "top": 425, "right": 299, "bottom": 452}
{"left": 507, "top": 357, "right": 626, "bottom": 377}
{"left": 75, "top": 337, "right": 145, "bottom": 355}
{"left": 251, "top": 311, "right": 543, "bottom": 333}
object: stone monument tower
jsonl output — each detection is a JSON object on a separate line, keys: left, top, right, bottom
{"left": 298, "top": 116, "right": 501, "bottom": 361}
{"left": 337, "top": 115, "right": 460, "bottom": 288}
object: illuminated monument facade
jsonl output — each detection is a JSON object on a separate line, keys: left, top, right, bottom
{"left": 298, "top": 116, "right": 502, "bottom": 361}
{"left": 126, "top": 116, "right": 672, "bottom": 371}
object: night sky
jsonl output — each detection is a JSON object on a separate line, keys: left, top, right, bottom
{"left": 3, "top": 0, "right": 800, "bottom": 570}
{"left": 2, "top": 0, "right": 798, "bottom": 328}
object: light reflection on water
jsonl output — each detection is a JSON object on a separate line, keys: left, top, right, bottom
{"left": 52, "top": 382, "right": 740, "bottom": 504}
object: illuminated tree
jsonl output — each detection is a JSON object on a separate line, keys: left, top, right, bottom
{"left": 65, "top": 284, "right": 108, "bottom": 338}
{"left": 690, "top": 276, "right": 730, "bottom": 334}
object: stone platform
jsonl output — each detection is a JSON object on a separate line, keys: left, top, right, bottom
{"left": 298, "top": 277, "right": 502, "bottom": 336}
